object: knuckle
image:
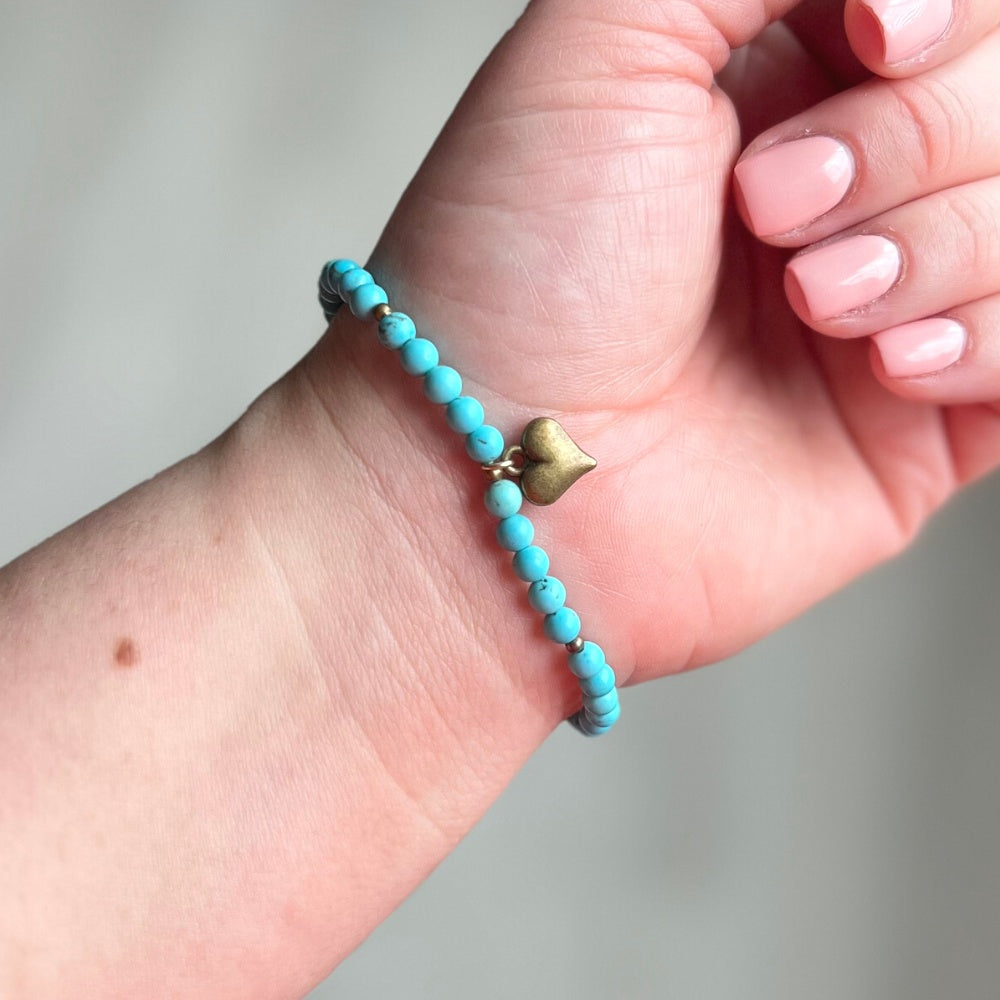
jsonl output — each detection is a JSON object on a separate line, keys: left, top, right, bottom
{"left": 941, "top": 183, "right": 1000, "bottom": 272}
{"left": 890, "top": 76, "right": 975, "bottom": 182}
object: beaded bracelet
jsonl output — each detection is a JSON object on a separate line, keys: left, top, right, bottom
{"left": 319, "top": 259, "right": 620, "bottom": 736}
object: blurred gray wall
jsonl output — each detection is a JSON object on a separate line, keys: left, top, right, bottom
{"left": 2, "top": 3, "right": 998, "bottom": 998}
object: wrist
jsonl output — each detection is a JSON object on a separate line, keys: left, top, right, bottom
{"left": 239, "top": 307, "right": 584, "bottom": 739}
{"left": 212, "top": 304, "right": 587, "bottom": 971}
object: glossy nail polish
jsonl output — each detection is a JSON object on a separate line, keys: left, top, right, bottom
{"left": 857, "top": 0, "right": 952, "bottom": 64}
{"left": 873, "top": 318, "right": 966, "bottom": 377}
{"left": 734, "top": 136, "right": 853, "bottom": 237}
{"left": 785, "top": 235, "right": 901, "bottom": 322}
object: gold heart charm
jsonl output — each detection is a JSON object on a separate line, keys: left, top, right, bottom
{"left": 519, "top": 417, "right": 596, "bottom": 506}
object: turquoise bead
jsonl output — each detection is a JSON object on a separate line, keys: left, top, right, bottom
{"left": 377, "top": 312, "right": 416, "bottom": 350}
{"left": 581, "top": 701, "right": 620, "bottom": 733}
{"left": 339, "top": 267, "right": 373, "bottom": 297}
{"left": 330, "top": 258, "right": 359, "bottom": 277}
{"left": 496, "top": 514, "right": 534, "bottom": 552}
{"left": 424, "top": 365, "right": 462, "bottom": 405}
{"left": 512, "top": 545, "right": 549, "bottom": 582}
{"left": 586, "top": 700, "right": 621, "bottom": 729}
{"left": 349, "top": 282, "right": 388, "bottom": 319}
{"left": 465, "top": 425, "right": 504, "bottom": 463}
{"left": 567, "top": 640, "right": 605, "bottom": 679}
{"left": 574, "top": 716, "right": 604, "bottom": 737}
{"left": 319, "top": 260, "right": 349, "bottom": 297}
{"left": 446, "top": 396, "right": 484, "bottom": 434}
{"left": 544, "top": 606, "right": 580, "bottom": 643}
{"left": 483, "top": 479, "right": 521, "bottom": 519}
{"left": 579, "top": 663, "right": 616, "bottom": 698}
{"left": 528, "top": 576, "right": 566, "bottom": 615}
{"left": 320, "top": 259, "right": 357, "bottom": 299}
{"left": 584, "top": 688, "right": 618, "bottom": 717}
{"left": 319, "top": 290, "right": 340, "bottom": 320}
{"left": 400, "top": 338, "right": 439, "bottom": 376}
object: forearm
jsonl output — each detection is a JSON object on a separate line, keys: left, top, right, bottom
{"left": 0, "top": 311, "right": 579, "bottom": 997}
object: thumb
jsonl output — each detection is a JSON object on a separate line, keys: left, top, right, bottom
{"left": 364, "top": 0, "right": 805, "bottom": 412}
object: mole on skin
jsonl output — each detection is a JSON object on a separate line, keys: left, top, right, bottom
{"left": 114, "top": 637, "right": 139, "bottom": 668}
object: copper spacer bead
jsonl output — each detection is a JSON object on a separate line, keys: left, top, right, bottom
{"left": 372, "top": 303, "right": 392, "bottom": 320}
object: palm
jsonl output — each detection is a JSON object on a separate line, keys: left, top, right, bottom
{"left": 370, "top": 6, "right": 988, "bottom": 682}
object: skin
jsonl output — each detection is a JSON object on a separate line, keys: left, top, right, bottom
{"left": 2, "top": 0, "right": 998, "bottom": 994}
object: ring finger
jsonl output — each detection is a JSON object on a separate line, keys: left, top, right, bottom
{"left": 781, "top": 174, "right": 1000, "bottom": 336}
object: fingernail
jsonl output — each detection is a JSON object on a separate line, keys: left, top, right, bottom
{"left": 857, "top": 0, "right": 952, "bottom": 64}
{"left": 873, "top": 317, "right": 966, "bottom": 377}
{"left": 734, "top": 136, "right": 853, "bottom": 237}
{"left": 785, "top": 235, "right": 901, "bottom": 321}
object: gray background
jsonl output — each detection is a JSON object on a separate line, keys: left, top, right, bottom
{"left": 2, "top": 2, "right": 999, "bottom": 997}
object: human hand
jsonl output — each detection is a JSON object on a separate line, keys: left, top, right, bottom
{"left": 320, "top": 0, "right": 1000, "bottom": 686}
{"left": 8, "top": 3, "right": 1000, "bottom": 991}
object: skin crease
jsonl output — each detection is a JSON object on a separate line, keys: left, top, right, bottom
{"left": 2, "top": 0, "right": 1000, "bottom": 995}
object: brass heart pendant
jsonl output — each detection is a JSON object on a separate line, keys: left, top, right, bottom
{"left": 519, "top": 417, "right": 597, "bottom": 506}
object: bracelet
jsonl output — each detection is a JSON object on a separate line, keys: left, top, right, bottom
{"left": 318, "top": 259, "right": 620, "bottom": 736}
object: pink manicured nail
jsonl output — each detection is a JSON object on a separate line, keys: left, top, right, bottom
{"left": 873, "top": 318, "right": 966, "bottom": 377}
{"left": 785, "top": 235, "right": 901, "bottom": 321}
{"left": 734, "top": 136, "right": 853, "bottom": 237}
{"left": 858, "top": 0, "right": 952, "bottom": 64}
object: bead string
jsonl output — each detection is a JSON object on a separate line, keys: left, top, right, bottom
{"left": 319, "top": 259, "right": 620, "bottom": 736}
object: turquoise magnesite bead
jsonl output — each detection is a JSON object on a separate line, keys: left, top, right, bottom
{"left": 446, "top": 396, "right": 485, "bottom": 435}
{"left": 496, "top": 514, "right": 534, "bottom": 552}
{"left": 588, "top": 700, "right": 621, "bottom": 727}
{"left": 585, "top": 708, "right": 620, "bottom": 736}
{"left": 319, "top": 265, "right": 337, "bottom": 295}
{"left": 400, "top": 338, "right": 439, "bottom": 376}
{"left": 512, "top": 545, "right": 549, "bottom": 582}
{"left": 465, "top": 425, "right": 504, "bottom": 463}
{"left": 567, "top": 640, "right": 605, "bottom": 679}
{"left": 321, "top": 259, "right": 357, "bottom": 299}
{"left": 544, "top": 606, "right": 581, "bottom": 643}
{"left": 579, "top": 663, "right": 616, "bottom": 698}
{"left": 320, "top": 260, "right": 354, "bottom": 297}
{"left": 528, "top": 576, "right": 566, "bottom": 615}
{"left": 319, "top": 288, "right": 340, "bottom": 319}
{"left": 377, "top": 311, "right": 416, "bottom": 350}
{"left": 484, "top": 479, "right": 522, "bottom": 519}
{"left": 330, "top": 258, "right": 359, "bottom": 278}
{"left": 339, "top": 267, "right": 373, "bottom": 297}
{"left": 349, "top": 282, "right": 388, "bottom": 319}
{"left": 584, "top": 688, "right": 618, "bottom": 717}
{"left": 424, "top": 365, "right": 462, "bottom": 405}
{"left": 574, "top": 716, "right": 604, "bottom": 737}
{"left": 580, "top": 701, "right": 620, "bottom": 733}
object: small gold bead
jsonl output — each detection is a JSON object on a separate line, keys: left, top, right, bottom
{"left": 372, "top": 303, "right": 392, "bottom": 321}
{"left": 565, "top": 637, "right": 585, "bottom": 654}
{"left": 483, "top": 466, "right": 505, "bottom": 483}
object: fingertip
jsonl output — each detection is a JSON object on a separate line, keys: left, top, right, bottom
{"left": 871, "top": 317, "right": 967, "bottom": 378}
{"left": 783, "top": 264, "right": 811, "bottom": 323}
{"left": 844, "top": 0, "right": 888, "bottom": 70}
{"left": 844, "top": 0, "right": 953, "bottom": 74}
{"left": 733, "top": 137, "right": 854, "bottom": 242}
{"left": 867, "top": 317, "right": 974, "bottom": 403}
{"left": 731, "top": 165, "right": 754, "bottom": 235}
